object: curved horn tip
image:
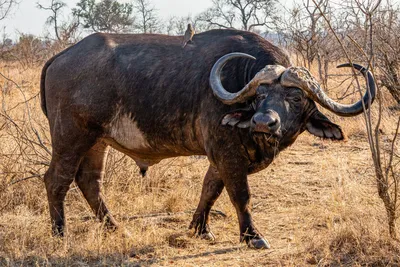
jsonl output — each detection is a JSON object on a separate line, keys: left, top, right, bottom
{"left": 336, "top": 63, "right": 367, "bottom": 73}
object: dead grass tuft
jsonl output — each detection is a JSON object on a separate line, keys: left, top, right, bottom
{"left": 312, "top": 225, "right": 400, "bottom": 265}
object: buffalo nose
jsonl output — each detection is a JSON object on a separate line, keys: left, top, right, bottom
{"left": 252, "top": 111, "right": 281, "bottom": 134}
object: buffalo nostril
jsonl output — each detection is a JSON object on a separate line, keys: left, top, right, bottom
{"left": 267, "top": 118, "right": 278, "bottom": 127}
{"left": 265, "top": 117, "right": 280, "bottom": 132}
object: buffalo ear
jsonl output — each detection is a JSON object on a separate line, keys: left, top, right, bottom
{"left": 221, "top": 108, "right": 254, "bottom": 128}
{"left": 306, "top": 110, "right": 346, "bottom": 140}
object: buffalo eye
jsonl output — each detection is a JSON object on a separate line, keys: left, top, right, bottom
{"left": 292, "top": 96, "right": 302, "bottom": 102}
{"left": 286, "top": 95, "right": 302, "bottom": 103}
{"left": 252, "top": 94, "right": 267, "bottom": 109}
{"left": 256, "top": 94, "right": 267, "bottom": 101}
{"left": 286, "top": 89, "right": 304, "bottom": 104}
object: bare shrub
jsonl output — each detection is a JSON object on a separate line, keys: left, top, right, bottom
{"left": 8, "top": 34, "right": 48, "bottom": 69}
{"left": 373, "top": 4, "right": 400, "bottom": 105}
{"left": 311, "top": 0, "right": 400, "bottom": 239}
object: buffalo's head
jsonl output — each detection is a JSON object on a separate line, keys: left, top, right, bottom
{"left": 210, "top": 53, "right": 375, "bottom": 144}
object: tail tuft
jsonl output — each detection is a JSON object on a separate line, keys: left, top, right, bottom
{"left": 139, "top": 167, "right": 148, "bottom": 177}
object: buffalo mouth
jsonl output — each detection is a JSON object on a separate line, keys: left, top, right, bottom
{"left": 251, "top": 131, "right": 280, "bottom": 147}
{"left": 251, "top": 127, "right": 282, "bottom": 136}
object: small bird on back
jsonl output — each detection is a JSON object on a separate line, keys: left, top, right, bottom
{"left": 182, "top": 23, "right": 195, "bottom": 48}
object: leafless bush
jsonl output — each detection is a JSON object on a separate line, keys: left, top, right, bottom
{"left": 7, "top": 34, "right": 48, "bottom": 69}
{"left": 274, "top": 0, "right": 348, "bottom": 91}
{"left": 0, "top": 70, "right": 50, "bottom": 215}
{"left": 312, "top": 0, "right": 400, "bottom": 239}
{"left": 0, "top": 72, "right": 50, "bottom": 166}
{"left": 328, "top": 0, "right": 400, "bottom": 105}
{"left": 373, "top": 3, "right": 400, "bottom": 104}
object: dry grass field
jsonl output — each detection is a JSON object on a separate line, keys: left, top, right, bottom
{"left": 0, "top": 62, "right": 399, "bottom": 266}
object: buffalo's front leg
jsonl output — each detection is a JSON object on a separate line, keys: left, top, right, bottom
{"left": 189, "top": 166, "right": 224, "bottom": 240}
{"left": 220, "top": 167, "right": 270, "bottom": 249}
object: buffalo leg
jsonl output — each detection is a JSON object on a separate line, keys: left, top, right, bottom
{"left": 45, "top": 151, "right": 88, "bottom": 236}
{"left": 44, "top": 114, "right": 100, "bottom": 237}
{"left": 75, "top": 141, "right": 118, "bottom": 230}
{"left": 220, "top": 168, "right": 270, "bottom": 249}
{"left": 189, "top": 166, "right": 224, "bottom": 240}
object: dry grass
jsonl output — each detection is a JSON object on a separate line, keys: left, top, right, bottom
{"left": 0, "top": 62, "right": 399, "bottom": 266}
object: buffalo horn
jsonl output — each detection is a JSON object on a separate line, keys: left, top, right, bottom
{"left": 209, "top": 52, "right": 286, "bottom": 105}
{"left": 280, "top": 63, "right": 376, "bottom": 117}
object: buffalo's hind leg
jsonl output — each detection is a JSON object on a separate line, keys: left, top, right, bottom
{"left": 75, "top": 141, "right": 119, "bottom": 230}
{"left": 44, "top": 138, "right": 97, "bottom": 237}
{"left": 45, "top": 155, "right": 79, "bottom": 236}
{"left": 190, "top": 166, "right": 224, "bottom": 240}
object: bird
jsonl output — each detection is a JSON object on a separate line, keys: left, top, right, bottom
{"left": 182, "top": 23, "right": 195, "bottom": 48}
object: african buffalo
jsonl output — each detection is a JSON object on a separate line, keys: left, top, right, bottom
{"left": 40, "top": 29, "right": 375, "bottom": 249}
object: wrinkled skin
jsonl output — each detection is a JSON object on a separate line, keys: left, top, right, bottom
{"left": 41, "top": 29, "right": 345, "bottom": 248}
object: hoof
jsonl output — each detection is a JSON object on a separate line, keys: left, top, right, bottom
{"left": 199, "top": 231, "right": 215, "bottom": 241}
{"left": 248, "top": 238, "right": 270, "bottom": 249}
{"left": 139, "top": 168, "right": 147, "bottom": 177}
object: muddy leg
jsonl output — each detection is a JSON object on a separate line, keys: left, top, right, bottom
{"left": 45, "top": 152, "right": 86, "bottom": 236}
{"left": 75, "top": 141, "right": 119, "bottom": 230}
{"left": 189, "top": 166, "right": 224, "bottom": 240}
{"left": 220, "top": 167, "right": 270, "bottom": 249}
{"left": 44, "top": 110, "right": 100, "bottom": 237}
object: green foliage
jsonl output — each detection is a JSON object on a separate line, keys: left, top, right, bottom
{"left": 73, "top": 0, "right": 133, "bottom": 33}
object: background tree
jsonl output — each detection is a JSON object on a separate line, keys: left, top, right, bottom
{"left": 308, "top": 0, "right": 400, "bottom": 240}
{"left": 275, "top": 0, "right": 338, "bottom": 90}
{"left": 132, "top": 0, "right": 159, "bottom": 33}
{"left": 0, "top": 0, "right": 18, "bottom": 21}
{"left": 198, "top": 0, "right": 276, "bottom": 31}
{"left": 37, "top": 0, "right": 67, "bottom": 42}
{"left": 72, "top": 0, "right": 133, "bottom": 33}
{"left": 37, "top": 0, "right": 80, "bottom": 46}
{"left": 0, "top": 0, "right": 18, "bottom": 60}
{"left": 165, "top": 15, "right": 209, "bottom": 35}
{"left": 198, "top": 0, "right": 235, "bottom": 29}
{"left": 373, "top": 3, "right": 400, "bottom": 104}
{"left": 166, "top": 16, "right": 192, "bottom": 35}
{"left": 333, "top": 0, "right": 400, "bottom": 104}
